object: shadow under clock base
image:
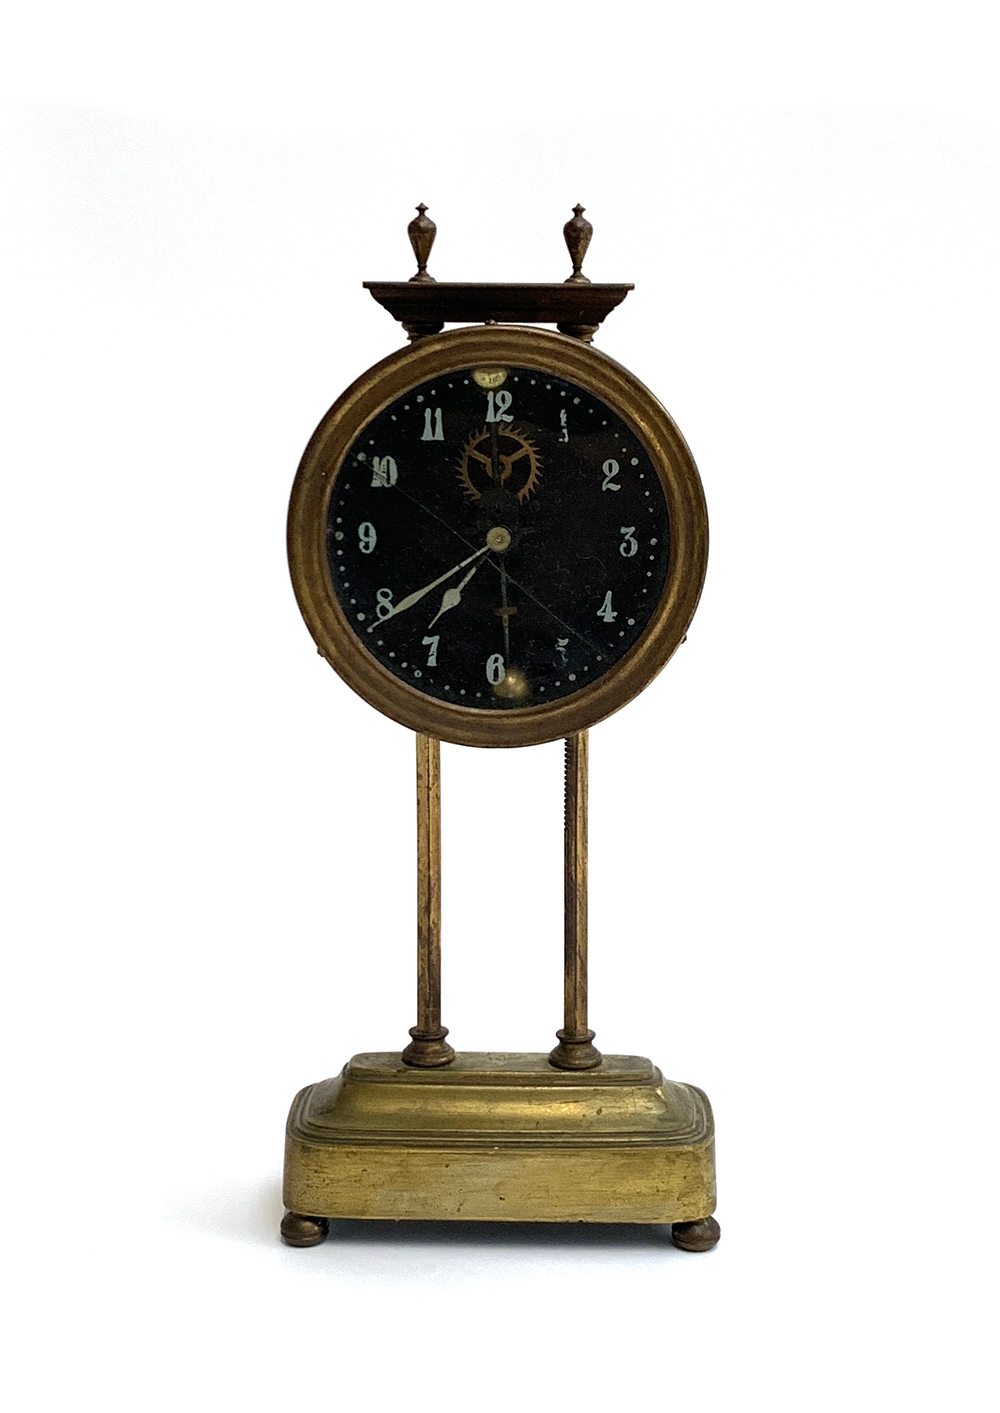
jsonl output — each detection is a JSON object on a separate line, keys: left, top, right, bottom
{"left": 282, "top": 1051, "right": 716, "bottom": 1225}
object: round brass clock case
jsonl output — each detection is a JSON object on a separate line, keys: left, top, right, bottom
{"left": 288, "top": 324, "right": 707, "bottom": 748}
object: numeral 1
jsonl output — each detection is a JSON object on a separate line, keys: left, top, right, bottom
{"left": 597, "top": 591, "right": 617, "bottom": 623}
{"left": 485, "top": 389, "right": 513, "bottom": 423}
{"left": 421, "top": 407, "right": 444, "bottom": 441}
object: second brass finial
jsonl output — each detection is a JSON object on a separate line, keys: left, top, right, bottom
{"left": 563, "top": 204, "right": 593, "bottom": 284}
{"left": 408, "top": 203, "right": 437, "bottom": 283}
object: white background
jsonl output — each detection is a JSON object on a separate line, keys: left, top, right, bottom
{"left": 2, "top": 3, "right": 997, "bottom": 1409}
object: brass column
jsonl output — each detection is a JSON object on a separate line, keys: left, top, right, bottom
{"left": 549, "top": 731, "right": 602, "bottom": 1069}
{"left": 402, "top": 734, "right": 455, "bottom": 1066}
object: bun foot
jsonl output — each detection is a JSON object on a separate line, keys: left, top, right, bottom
{"left": 671, "top": 1215, "right": 721, "bottom": 1252}
{"left": 281, "top": 1211, "right": 329, "bottom": 1247}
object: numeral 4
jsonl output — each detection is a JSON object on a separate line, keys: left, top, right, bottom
{"left": 597, "top": 591, "right": 617, "bottom": 623}
{"left": 421, "top": 407, "right": 444, "bottom": 441}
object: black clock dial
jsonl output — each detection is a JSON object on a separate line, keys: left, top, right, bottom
{"left": 326, "top": 365, "right": 671, "bottom": 710}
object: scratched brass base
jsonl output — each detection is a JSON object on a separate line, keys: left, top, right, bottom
{"left": 283, "top": 1052, "right": 716, "bottom": 1226}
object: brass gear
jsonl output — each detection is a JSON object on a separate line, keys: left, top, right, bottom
{"left": 457, "top": 425, "right": 542, "bottom": 504}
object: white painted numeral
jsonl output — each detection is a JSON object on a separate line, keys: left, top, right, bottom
{"left": 602, "top": 459, "right": 621, "bottom": 492}
{"left": 556, "top": 636, "right": 569, "bottom": 664}
{"left": 376, "top": 588, "right": 394, "bottom": 619}
{"left": 371, "top": 456, "right": 397, "bottom": 487}
{"left": 597, "top": 591, "right": 617, "bottom": 623}
{"left": 559, "top": 409, "right": 569, "bottom": 443}
{"left": 358, "top": 521, "right": 377, "bottom": 554}
{"left": 619, "top": 526, "right": 638, "bottom": 557}
{"left": 421, "top": 407, "right": 444, "bottom": 441}
{"left": 486, "top": 653, "right": 506, "bottom": 684}
{"left": 422, "top": 635, "right": 440, "bottom": 666}
{"left": 485, "top": 389, "right": 514, "bottom": 423}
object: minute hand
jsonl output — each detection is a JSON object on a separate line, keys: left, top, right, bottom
{"left": 379, "top": 545, "right": 490, "bottom": 624}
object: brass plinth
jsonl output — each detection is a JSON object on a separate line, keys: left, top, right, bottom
{"left": 283, "top": 1052, "right": 716, "bottom": 1225}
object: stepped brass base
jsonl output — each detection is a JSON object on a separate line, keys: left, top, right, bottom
{"left": 282, "top": 1052, "right": 717, "bottom": 1233}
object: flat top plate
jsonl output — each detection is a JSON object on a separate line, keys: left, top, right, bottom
{"left": 363, "top": 281, "right": 633, "bottom": 327}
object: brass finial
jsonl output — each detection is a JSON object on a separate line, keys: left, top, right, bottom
{"left": 563, "top": 204, "right": 593, "bottom": 284}
{"left": 407, "top": 203, "right": 437, "bottom": 283}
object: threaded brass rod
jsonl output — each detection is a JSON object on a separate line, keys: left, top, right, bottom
{"left": 550, "top": 731, "right": 602, "bottom": 1070}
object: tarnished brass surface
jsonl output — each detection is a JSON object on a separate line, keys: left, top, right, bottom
{"left": 283, "top": 1052, "right": 716, "bottom": 1224}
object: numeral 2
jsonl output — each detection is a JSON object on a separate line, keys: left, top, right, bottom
{"left": 601, "top": 459, "right": 621, "bottom": 492}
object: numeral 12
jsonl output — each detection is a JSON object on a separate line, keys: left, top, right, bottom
{"left": 485, "top": 390, "right": 513, "bottom": 423}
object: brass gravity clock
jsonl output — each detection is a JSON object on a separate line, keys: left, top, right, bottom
{"left": 281, "top": 206, "right": 720, "bottom": 1252}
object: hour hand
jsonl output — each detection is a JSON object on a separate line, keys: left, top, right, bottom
{"left": 427, "top": 559, "right": 484, "bottom": 628}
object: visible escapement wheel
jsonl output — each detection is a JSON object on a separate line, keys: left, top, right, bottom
{"left": 671, "top": 1216, "right": 721, "bottom": 1252}
{"left": 280, "top": 1211, "right": 329, "bottom": 1247}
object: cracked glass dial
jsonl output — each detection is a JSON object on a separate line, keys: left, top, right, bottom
{"left": 327, "top": 364, "right": 671, "bottom": 710}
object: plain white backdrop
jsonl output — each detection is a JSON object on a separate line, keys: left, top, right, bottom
{"left": 2, "top": 3, "right": 997, "bottom": 1409}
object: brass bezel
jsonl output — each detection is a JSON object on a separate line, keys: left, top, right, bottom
{"left": 288, "top": 325, "right": 707, "bottom": 748}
